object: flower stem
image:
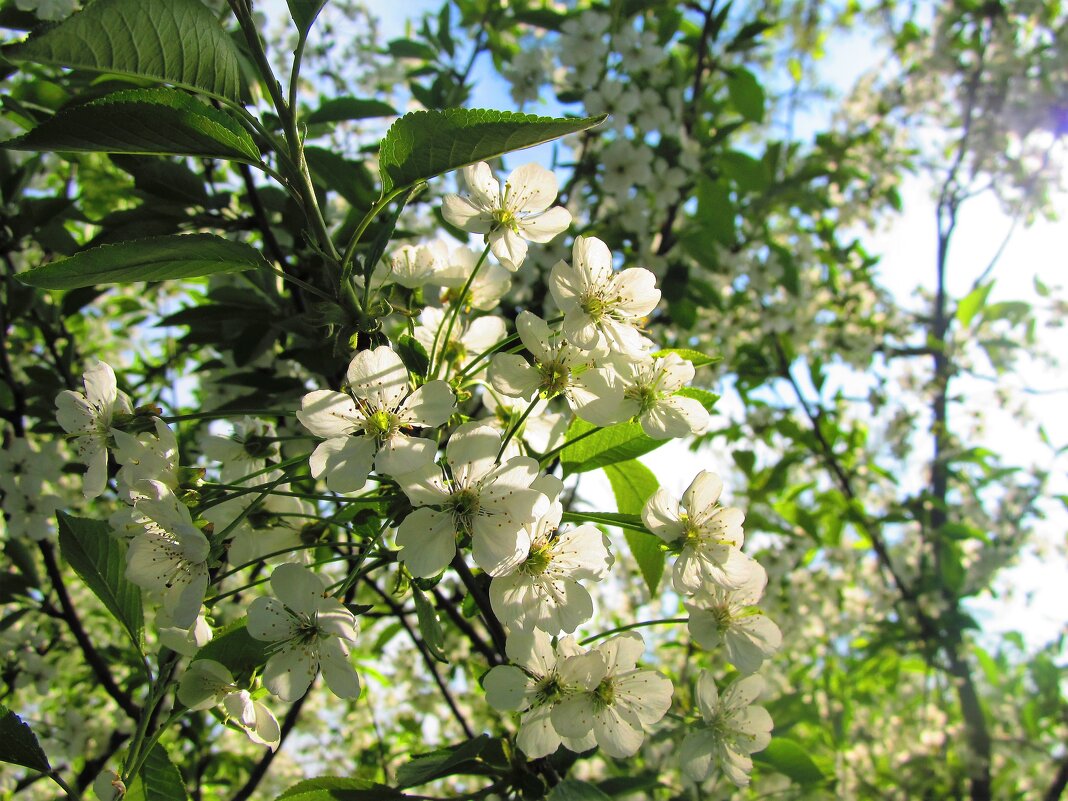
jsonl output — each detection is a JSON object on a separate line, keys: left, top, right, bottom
{"left": 496, "top": 396, "right": 541, "bottom": 463}
{"left": 538, "top": 425, "right": 603, "bottom": 466}
{"left": 579, "top": 617, "right": 688, "bottom": 646}
{"left": 430, "top": 242, "right": 492, "bottom": 379}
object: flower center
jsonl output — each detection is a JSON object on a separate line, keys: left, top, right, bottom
{"left": 451, "top": 488, "right": 481, "bottom": 532}
{"left": 493, "top": 208, "right": 519, "bottom": 231}
{"left": 580, "top": 293, "right": 607, "bottom": 320}
{"left": 594, "top": 677, "right": 616, "bottom": 707}
{"left": 521, "top": 539, "right": 555, "bottom": 575}
{"left": 366, "top": 409, "right": 395, "bottom": 439}
{"left": 539, "top": 360, "right": 571, "bottom": 397}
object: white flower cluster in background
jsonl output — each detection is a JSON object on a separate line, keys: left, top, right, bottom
{"left": 29, "top": 160, "right": 778, "bottom": 781}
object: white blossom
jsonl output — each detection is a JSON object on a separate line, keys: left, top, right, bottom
{"left": 199, "top": 417, "right": 279, "bottom": 485}
{"left": 483, "top": 629, "right": 604, "bottom": 758}
{"left": 615, "top": 352, "right": 709, "bottom": 439}
{"left": 429, "top": 244, "right": 512, "bottom": 311}
{"left": 490, "top": 501, "right": 612, "bottom": 634}
{"left": 55, "top": 361, "right": 132, "bottom": 498}
{"left": 550, "top": 632, "right": 673, "bottom": 758}
{"left": 297, "top": 346, "right": 455, "bottom": 492}
{"left": 247, "top": 563, "right": 361, "bottom": 701}
{"left": 125, "top": 480, "right": 210, "bottom": 629}
{"left": 643, "top": 471, "right": 762, "bottom": 593}
{"left": 680, "top": 672, "right": 773, "bottom": 786}
{"left": 177, "top": 659, "right": 280, "bottom": 750}
{"left": 442, "top": 162, "right": 571, "bottom": 270}
{"left": 489, "top": 311, "right": 625, "bottom": 427}
{"left": 396, "top": 422, "right": 548, "bottom": 577}
{"left": 549, "top": 236, "right": 660, "bottom": 356}
{"left": 413, "top": 306, "right": 507, "bottom": 375}
{"left": 685, "top": 568, "right": 781, "bottom": 674}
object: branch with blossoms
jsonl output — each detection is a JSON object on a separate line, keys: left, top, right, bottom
{"left": 19, "top": 158, "right": 781, "bottom": 799}
{"left": 0, "top": 3, "right": 783, "bottom": 798}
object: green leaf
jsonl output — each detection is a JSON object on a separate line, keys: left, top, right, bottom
{"left": 6, "top": 0, "right": 245, "bottom": 103}
{"left": 277, "top": 778, "right": 407, "bottom": 800}
{"left": 547, "top": 779, "right": 613, "bottom": 801}
{"left": 287, "top": 0, "right": 328, "bottom": 38}
{"left": 396, "top": 334, "right": 430, "bottom": 377}
{"left": 559, "top": 419, "right": 666, "bottom": 476}
{"left": 125, "top": 744, "right": 189, "bottom": 801}
{"left": 651, "top": 347, "right": 719, "bottom": 368}
{"left": 676, "top": 386, "right": 720, "bottom": 411}
{"left": 720, "top": 150, "right": 768, "bottom": 193}
{"left": 18, "top": 234, "right": 269, "bottom": 290}
{"left": 193, "top": 617, "right": 269, "bottom": 679}
{"left": 754, "top": 738, "right": 827, "bottom": 786}
{"left": 956, "top": 281, "right": 994, "bottom": 328}
{"left": 727, "top": 68, "right": 765, "bottom": 123}
{"left": 378, "top": 108, "right": 605, "bottom": 194}
{"left": 605, "top": 461, "right": 665, "bottom": 596}
{"left": 396, "top": 735, "right": 490, "bottom": 789}
{"left": 0, "top": 704, "right": 50, "bottom": 772}
{"left": 57, "top": 513, "right": 143, "bottom": 650}
{"left": 308, "top": 97, "right": 399, "bottom": 125}
{"left": 411, "top": 586, "right": 448, "bottom": 663}
{"left": 2, "top": 89, "right": 260, "bottom": 163}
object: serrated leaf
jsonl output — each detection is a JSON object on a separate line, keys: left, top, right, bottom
{"left": 396, "top": 735, "right": 490, "bottom": 789}
{"left": 57, "top": 513, "right": 143, "bottom": 651}
{"left": 125, "top": 744, "right": 190, "bottom": 801}
{"left": 559, "top": 419, "right": 666, "bottom": 476}
{"left": 18, "top": 234, "right": 269, "bottom": 290}
{"left": 307, "top": 97, "right": 399, "bottom": 125}
{"left": 727, "top": 68, "right": 765, "bottom": 123}
{"left": 193, "top": 618, "right": 269, "bottom": 679}
{"left": 605, "top": 460, "right": 664, "bottom": 596}
{"left": 651, "top": 347, "right": 719, "bottom": 368}
{"left": 6, "top": 0, "right": 245, "bottom": 103}
{"left": 378, "top": 108, "right": 605, "bottom": 194}
{"left": 547, "top": 780, "right": 613, "bottom": 801}
{"left": 287, "top": 0, "right": 328, "bottom": 38}
{"left": 754, "top": 738, "right": 827, "bottom": 786}
{"left": 277, "top": 777, "right": 407, "bottom": 800}
{"left": 0, "top": 704, "right": 51, "bottom": 772}
{"left": 411, "top": 586, "right": 448, "bottom": 663}
{"left": 2, "top": 89, "right": 260, "bottom": 163}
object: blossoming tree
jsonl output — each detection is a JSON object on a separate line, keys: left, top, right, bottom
{"left": 0, "top": 1, "right": 1064, "bottom": 800}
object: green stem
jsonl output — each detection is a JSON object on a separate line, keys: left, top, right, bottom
{"left": 496, "top": 396, "right": 540, "bottom": 462}
{"left": 215, "top": 540, "right": 347, "bottom": 582}
{"left": 456, "top": 314, "right": 563, "bottom": 381}
{"left": 46, "top": 772, "right": 81, "bottom": 801}
{"left": 538, "top": 425, "right": 603, "bottom": 466}
{"left": 339, "top": 187, "right": 407, "bottom": 281}
{"left": 431, "top": 242, "right": 492, "bottom": 378}
{"left": 332, "top": 518, "right": 393, "bottom": 597}
{"left": 579, "top": 617, "right": 688, "bottom": 646}
{"left": 262, "top": 260, "right": 336, "bottom": 301}
{"left": 163, "top": 410, "right": 296, "bottom": 423}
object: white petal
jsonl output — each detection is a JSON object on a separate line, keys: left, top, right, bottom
{"left": 683, "top": 471, "right": 723, "bottom": 517}
{"left": 446, "top": 423, "right": 500, "bottom": 485}
{"left": 263, "top": 641, "right": 316, "bottom": 701}
{"left": 397, "top": 461, "right": 449, "bottom": 507}
{"left": 483, "top": 665, "right": 530, "bottom": 711}
{"left": 442, "top": 193, "right": 494, "bottom": 233}
{"left": 462, "top": 162, "right": 502, "bottom": 208}
{"left": 399, "top": 380, "right": 455, "bottom": 428}
{"left": 374, "top": 433, "right": 435, "bottom": 477}
{"left": 246, "top": 597, "right": 300, "bottom": 643}
{"left": 396, "top": 507, "right": 456, "bottom": 577}
{"left": 308, "top": 437, "right": 374, "bottom": 494}
{"left": 518, "top": 206, "right": 571, "bottom": 243}
{"left": 297, "top": 390, "right": 360, "bottom": 438}
{"left": 489, "top": 354, "right": 541, "bottom": 398}
{"left": 490, "top": 228, "right": 527, "bottom": 272}
{"left": 271, "top": 563, "right": 327, "bottom": 619}
{"left": 504, "top": 163, "right": 558, "bottom": 214}
{"left": 516, "top": 704, "right": 562, "bottom": 758}
{"left": 347, "top": 347, "right": 408, "bottom": 410}
{"left": 319, "top": 636, "right": 361, "bottom": 699}
{"left": 642, "top": 488, "right": 683, "bottom": 542}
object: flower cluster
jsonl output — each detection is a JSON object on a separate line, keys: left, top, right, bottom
{"left": 34, "top": 159, "right": 780, "bottom": 782}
